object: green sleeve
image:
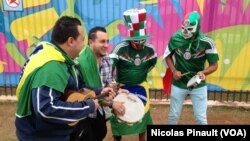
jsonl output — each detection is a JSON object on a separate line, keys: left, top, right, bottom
{"left": 204, "top": 38, "right": 219, "bottom": 63}
{"left": 148, "top": 57, "right": 157, "bottom": 72}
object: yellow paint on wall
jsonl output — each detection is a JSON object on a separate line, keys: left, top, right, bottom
{"left": 151, "top": 68, "right": 163, "bottom": 88}
{"left": 243, "top": 0, "right": 250, "bottom": 12}
{"left": 243, "top": 82, "right": 250, "bottom": 91}
{"left": 196, "top": 0, "right": 204, "bottom": 14}
{"left": 0, "top": 0, "right": 2, "bottom": 10}
{"left": 0, "top": 61, "right": 7, "bottom": 73}
{"left": 106, "top": 20, "right": 124, "bottom": 40}
{"left": 23, "top": 0, "right": 51, "bottom": 8}
{"left": 10, "top": 8, "right": 59, "bottom": 46}
{"left": 219, "top": 42, "right": 250, "bottom": 90}
{"left": 140, "top": 0, "right": 158, "bottom": 5}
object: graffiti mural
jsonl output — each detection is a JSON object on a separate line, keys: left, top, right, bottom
{"left": 0, "top": 0, "right": 250, "bottom": 91}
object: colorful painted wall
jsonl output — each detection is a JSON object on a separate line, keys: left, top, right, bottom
{"left": 0, "top": 0, "right": 250, "bottom": 91}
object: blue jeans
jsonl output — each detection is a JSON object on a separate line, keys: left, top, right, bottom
{"left": 168, "top": 85, "right": 208, "bottom": 125}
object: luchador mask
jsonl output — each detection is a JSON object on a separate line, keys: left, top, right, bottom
{"left": 181, "top": 11, "right": 201, "bottom": 39}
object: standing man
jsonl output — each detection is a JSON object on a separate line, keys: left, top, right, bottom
{"left": 15, "top": 16, "right": 103, "bottom": 141}
{"left": 163, "top": 11, "right": 219, "bottom": 125}
{"left": 109, "top": 8, "right": 157, "bottom": 141}
{"left": 72, "top": 26, "right": 127, "bottom": 141}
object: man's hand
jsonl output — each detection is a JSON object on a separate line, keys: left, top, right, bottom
{"left": 173, "top": 70, "right": 191, "bottom": 80}
{"left": 197, "top": 71, "right": 206, "bottom": 80}
{"left": 93, "top": 99, "right": 100, "bottom": 112}
{"left": 117, "top": 88, "right": 129, "bottom": 94}
{"left": 173, "top": 70, "right": 182, "bottom": 80}
{"left": 108, "top": 82, "right": 120, "bottom": 94}
{"left": 101, "top": 87, "right": 115, "bottom": 97}
{"left": 101, "top": 87, "right": 116, "bottom": 102}
{"left": 112, "top": 101, "right": 125, "bottom": 116}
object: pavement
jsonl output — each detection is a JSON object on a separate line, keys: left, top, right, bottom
{"left": 0, "top": 95, "right": 17, "bottom": 101}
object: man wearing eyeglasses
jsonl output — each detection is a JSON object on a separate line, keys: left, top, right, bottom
{"left": 109, "top": 8, "right": 157, "bottom": 141}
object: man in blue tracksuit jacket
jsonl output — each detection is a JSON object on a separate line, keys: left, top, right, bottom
{"left": 15, "top": 16, "right": 114, "bottom": 141}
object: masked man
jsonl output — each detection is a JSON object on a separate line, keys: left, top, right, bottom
{"left": 163, "top": 11, "right": 219, "bottom": 125}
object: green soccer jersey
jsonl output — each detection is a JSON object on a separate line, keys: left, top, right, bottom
{"left": 110, "top": 41, "right": 157, "bottom": 85}
{"left": 167, "top": 30, "right": 219, "bottom": 89}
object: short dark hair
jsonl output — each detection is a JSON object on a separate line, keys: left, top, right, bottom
{"left": 88, "top": 26, "right": 107, "bottom": 42}
{"left": 51, "top": 16, "right": 82, "bottom": 44}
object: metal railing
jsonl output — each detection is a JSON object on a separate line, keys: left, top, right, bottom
{"left": 1, "top": 86, "right": 250, "bottom": 103}
{"left": 149, "top": 89, "right": 250, "bottom": 103}
{"left": 0, "top": 85, "right": 16, "bottom": 96}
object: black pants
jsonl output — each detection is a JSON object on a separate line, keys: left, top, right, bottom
{"left": 70, "top": 108, "right": 107, "bottom": 141}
